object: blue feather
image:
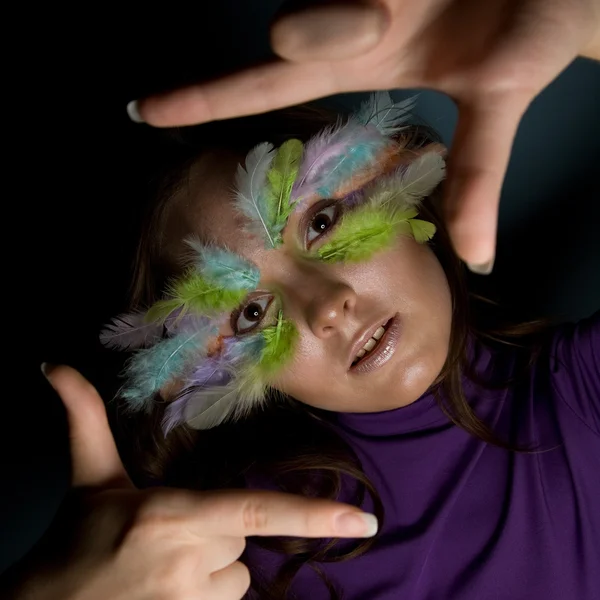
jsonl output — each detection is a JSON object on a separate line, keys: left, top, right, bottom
{"left": 120, "top": 319, "right": 218, "bottom": 413}
{"left": 161, "top": 332, "right": 266, "bottom": 435}
{"left": 186, "top": 239, "right": 260, "bottom": 291}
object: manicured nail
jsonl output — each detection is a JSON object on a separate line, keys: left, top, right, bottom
{"left": 467, "top": 257, "right": 495, "bottom": 275}
{"left": 41, "top": 363, "right": 56, "bottom": 378}
{"left": 127, "top": 100, "right": 144, "bottom": 124}
{"left": 335, "top": 511, "right": 378, "bottom": 538}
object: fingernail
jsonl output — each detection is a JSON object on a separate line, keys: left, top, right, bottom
{"left": 41, "top": 363, "right": 56, "bottom": 378}
{"left": 127, "top": 100, "right": 144, "bottom": 124}
{"left": 335, "top": 511, "right": 378, "bottom": 538}
{"left": 467, "top": 257, "right": 495, "bottom": 275}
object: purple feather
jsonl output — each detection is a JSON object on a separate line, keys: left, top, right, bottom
{"left": 292, "top": 122, "right": 388, "bottom": 204}
{"left": 99, "top": 311, "right": 163, "bottom": 351}
{"left": 164, "top": 309, "right": 214, "bottom": 336}
{"left": 161, "top": 335, "right": 262, "bottom": 436}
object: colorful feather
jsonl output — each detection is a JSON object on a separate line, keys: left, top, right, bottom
{"left": 162, "top": 333, "right": 266, "bottom": 434}
{"left": 256, "top": 310, "right": 298, "bottom": 377}
{"left": 186, "top": 238, "right": 260, "bottom": 290}
{"left": 120, "top": 317, "right": 218, "bottom": 413}
{"left": 355, "top": 92, "right": 417, "bottom": 135}
{"left": 99, "top": 311, "right": 163, "bottom": 350}
{"left": 145, "top": 270, "right": 247, "bottom": 323}
{"left": 181, "top": 364, "right": 267, "bottom": 431}
{"left": 163, "top": 312, "right": 297, "bottom": 433}
{"left": 264, "top": 139, "right": 304, "bottom": 244}
{"left": 234, "top": 142, "right": 279, "bottom": 247}
{"left": 316, "top": 204, "right": 431, "bottom": 263}
{"left": 368, "top": 151, "right": 446, "bottom": 209}
{"left": 292, "top": 122, "right": 392, "bottom": 203}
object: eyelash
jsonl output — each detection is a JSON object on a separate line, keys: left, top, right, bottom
{"left": 231, "top": 200, "right": 344, "bottom": 335}
{"left": 305, "top": 201, "right": 342, "bottom": 248}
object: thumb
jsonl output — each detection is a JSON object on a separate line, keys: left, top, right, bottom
{"left": 43, "top": 364, "right": 134, "bottom": 490}
{"left": 442, "top": 91, "right": 531, "bottom": 273}
{"left": 270, "top": 0, "right": 389, "bottom": 62}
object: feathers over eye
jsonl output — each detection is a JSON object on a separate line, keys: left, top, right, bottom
{"left": 120, "top": 316, "right": 218, "bottom": 414}
{"left": 186, "top": 239, "right": 260, "bottom": 291}
{"left": 145, "top": 271, "right": 247, "bottom": 323}
{"left": 162, "top": 311, "right": 298, "bottom": 434}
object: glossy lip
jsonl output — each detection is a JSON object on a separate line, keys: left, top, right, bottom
{"left": 349, "top": 313, "right": 402, "bottom": 375}
{"left": 347, "top": 314, "right": 395, "bottom": 370}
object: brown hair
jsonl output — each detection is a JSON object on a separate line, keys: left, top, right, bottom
{"left": 110, "top": 104, "right": 558, "bottom": 599}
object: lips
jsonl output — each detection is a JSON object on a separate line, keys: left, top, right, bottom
{"left": 348, "top": 313, "right": 402, "bottom": 374}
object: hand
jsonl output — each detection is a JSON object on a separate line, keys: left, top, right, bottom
{"left": 2, "top": 366, "right": 377, "bottom": 600}
{"left": 130, "top": 0, "right": 600, "bottom": 272}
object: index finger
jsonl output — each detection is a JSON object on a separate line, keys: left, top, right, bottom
{"left": 442, "top": 91, "right": 531, "bottom": 271}
{"left": 130, "top": 60, "right": 343, "bottom": 128}
{"left": 167, "top": 489, "right": 378, "bottom": 539}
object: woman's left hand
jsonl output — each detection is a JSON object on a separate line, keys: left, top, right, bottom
{"left": 130, "top": 0, "right": 600, "bottom": 272}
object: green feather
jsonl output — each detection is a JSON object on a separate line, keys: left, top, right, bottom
{"left": 317, "top": 205, "right": 410, "bottom": 263}
{"left": 408, "top": 218, "right": 437, "bottom": 243}
{"left": 257, "top": 310, "right": 298, "bottom": 377}
{"left": 146, "top": 271, "right": 246, "bottom": 322}
{"left": 265, "top": 139, "right": 303, "bottom": 246}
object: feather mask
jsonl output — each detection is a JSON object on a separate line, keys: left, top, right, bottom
{"left": 186, "top": 238, "right": 260, "bottom": 290}
{"left": 314, "top": 151, "right": 445, "bottom": 263}
{"left": 291, "top": 92, "right": 417, "bottom": 205}
{"left": 99, "top": 311, "right": 163, "bottom": 351}
{"left": 163, "top": 310, "right": 298, "bottom": 434}
{"left": 145, "top": 270, "right": 247, "bottom": 323}
{"left": 120, "top": 316, "right": 218, "bottom": 414}
{"left": 234, "top": 140, "right": 304, "bottom": 249}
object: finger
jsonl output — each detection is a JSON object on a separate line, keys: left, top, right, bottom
{"left": 134, "top": 60, "right": 343, "bottom": 127}
{"left": 209, "top": 560, "right": 251, "bottom": 600}
{"left": 43, "top": 364, "right": 134, "bottom": 490}
{"left": 167, "top": 488, "right": 378, "bottom": 538}
{"left": 270, "top": 1, "right": 389, "bottom": 62}
{"left": 442, "top": 91, "right": 531, "bottom": 271}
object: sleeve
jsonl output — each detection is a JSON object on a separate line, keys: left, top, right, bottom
{"left": 549, "top": 310, "right": 600, "bottom": 435}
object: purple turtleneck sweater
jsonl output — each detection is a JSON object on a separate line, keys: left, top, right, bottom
{"left": 245, "top": 311, "right": 599, "bottom": 599}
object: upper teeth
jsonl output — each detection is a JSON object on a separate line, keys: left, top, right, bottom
{"left": 356, "top": 326, "right": 386, "bottom": 359}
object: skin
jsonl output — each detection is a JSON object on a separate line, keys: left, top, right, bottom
{"left": 161, "top": 144, "right": 453, "bottom": 413}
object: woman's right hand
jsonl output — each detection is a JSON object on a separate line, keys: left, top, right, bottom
{"left": 4, "top": 366, "right": 377, "bottom": 600}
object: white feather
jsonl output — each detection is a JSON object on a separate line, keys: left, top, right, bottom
{"left": 369, "top": 151, "right": 446, "bottom": 209}
{"left": 184, "top": 369, "right": 266, "bottom": 430}
{"left": 356, "top": 92, "right": 418, "bottom": 135}
{"left": 234, "top": 142, "right": 276, "bottom": 247}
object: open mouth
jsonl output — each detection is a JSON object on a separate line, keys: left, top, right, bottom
{"left": 349, "top": 313, "right": 401, "bottom": 373}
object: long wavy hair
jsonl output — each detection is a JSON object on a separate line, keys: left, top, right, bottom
{"left": 107, "top": 103, "right": 557, "bottom": 599}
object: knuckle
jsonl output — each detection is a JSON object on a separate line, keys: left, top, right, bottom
{"left": 127, "top": 491, "right": 180, "bottom": 541}
{"left": 240, "top": 498, "right": 269, "bottom": 532}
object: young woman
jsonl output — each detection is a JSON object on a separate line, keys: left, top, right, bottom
{"left": 7, "top": 95, "right": 598, "bottom": 600}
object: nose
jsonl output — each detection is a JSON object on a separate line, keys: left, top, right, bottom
{"left": 305, "top": 278, "right": 357, "bottom": 339}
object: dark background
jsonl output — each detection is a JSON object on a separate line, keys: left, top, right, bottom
{"left": 3, "top": 2, "right": 599, "bottom": 574}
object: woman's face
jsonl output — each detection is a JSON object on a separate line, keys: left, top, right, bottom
{"left": 163, "top": 146, "right": 453, "bottom": 413}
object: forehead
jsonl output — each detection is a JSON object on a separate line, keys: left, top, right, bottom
{"left": 167, "top": 149, "right": 268, "bottom": 264}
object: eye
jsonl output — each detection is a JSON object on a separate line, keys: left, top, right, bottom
{"left": 232, "top": 295, "right": 273, "bottom": 335}
{"left": 306, "top": 203, "right": 340, "bottom": 246}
